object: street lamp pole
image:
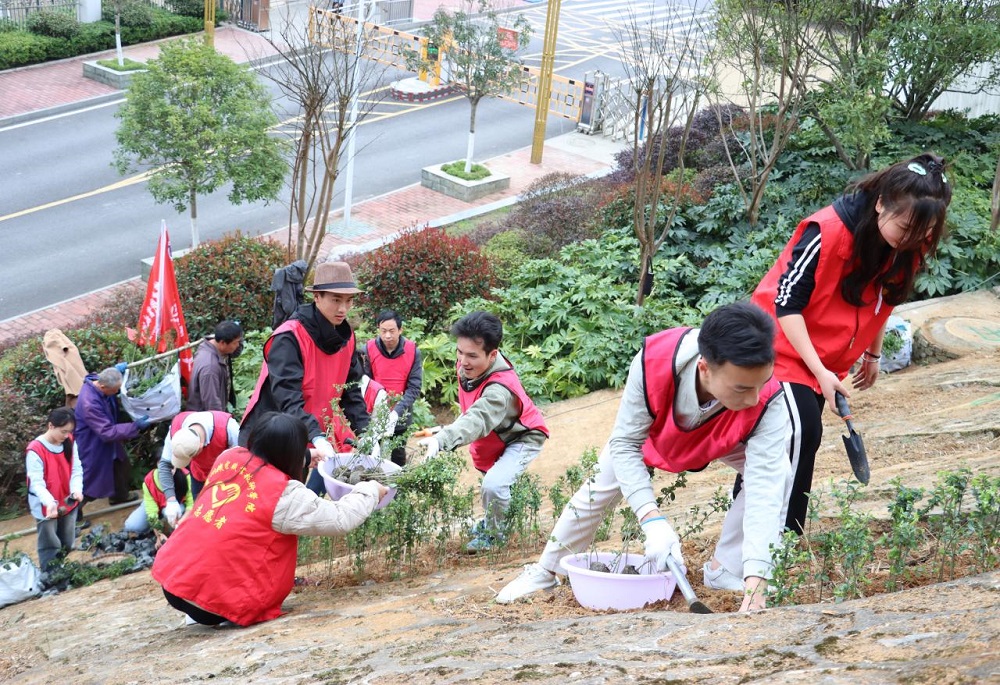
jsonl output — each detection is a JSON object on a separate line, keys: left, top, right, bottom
{"left": 530, "top": 0, "right": 561, "bottom": 164}
{"left": 342, "top": 0, "right": 369, "bottom": 228}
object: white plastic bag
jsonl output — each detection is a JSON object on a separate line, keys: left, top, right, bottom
{"left": 121, "top": 361, "right": 182, "bottom": 423}
{"left": 0, "top": 555, "right": 42, "bottom": 608}
{"left": 880, "top": 315, "right": 913, "bottom": 373}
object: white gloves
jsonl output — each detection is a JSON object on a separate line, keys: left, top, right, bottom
{"left": 642, "top": 517, "right": 684, "bottom": 571}
{"left": 384, "top": 410, "right": 399, "bottom": 438}
{"left": 369, "top": 440, "right": 381, "bottom": 460}
{"left": 313, "top": 436, "right": 334, "bottom": 460}
{"left": 164, "top": 499, "right": 183, "bottom": 527}
{"left": 418, "top": 436, "right": 440, "bottom": 460}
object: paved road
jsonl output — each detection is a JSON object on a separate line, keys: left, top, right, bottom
{"left": 0, "top": 0, "right": 714, "bottom": 320}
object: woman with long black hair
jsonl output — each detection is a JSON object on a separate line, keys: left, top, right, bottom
{"left": 152, "top": 411, "right": 387, "bottom": 626}
{"left": 751, "top": 152, "right": 952, "bottom": 534}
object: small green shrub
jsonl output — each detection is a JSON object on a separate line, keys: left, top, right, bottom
{"left": 482, "top": 230, "right": 531, "bottom": 286}
{"left": 440, "top": 160, "right": 491, "bottom": 181}
{"left": 0, "top": 31, "right": 52, "bottom": 70}
{"left": 353, "top": 227, "right": 495, "bottom": 332}
{"left": 0, "top": 382, "right": 44, "bottom": 510}
{"left": 167, "top": 0, "right": 211, "bottom": 18}
{"left": 0, "top": 19, "right": 19, "bottom": 33}
{"left": 26, "top": 9, "right": 80, "bottom": 39}
{"left": 97, "top": 56, "right": 146, "bottom": 71}
{"left": 173, "top": 232, "right": 289, "bottom": 338}
{"left": 102, "top": 0, "right": 154, "bottom": 27}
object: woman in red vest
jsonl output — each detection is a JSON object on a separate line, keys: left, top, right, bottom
{"left": 752, "top": 153, "right": 952, "bottom": 532}
{"left": 26, "top": 407, "right": 83, "bottom": 572}
{"left": 152, "top": 412, "right": 388, "bottom": 627}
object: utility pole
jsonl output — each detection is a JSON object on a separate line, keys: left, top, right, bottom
{"left": 530, "top": 0, "right": 561, "bottom": 164}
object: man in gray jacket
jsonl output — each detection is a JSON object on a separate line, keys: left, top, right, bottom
{"left": 496, "top": 302, "right": 793, "bottom": 612}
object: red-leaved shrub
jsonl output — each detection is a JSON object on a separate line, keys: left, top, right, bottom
{"left": 353, "top": 227, "right": 495, "bottom": 332}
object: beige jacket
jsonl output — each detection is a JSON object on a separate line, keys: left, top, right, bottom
{"left": 43, "top": 329, "right": 88, "bottom": 397}
{"left": 272, "top": 479, "right": 380, "bottom": 536}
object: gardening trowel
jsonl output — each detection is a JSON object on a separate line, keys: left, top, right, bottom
{"left": 664, "top": 554, "right": 713, "bottom": 614}
{"left": 834, "top": 392, "right": 870, "bottom": 485}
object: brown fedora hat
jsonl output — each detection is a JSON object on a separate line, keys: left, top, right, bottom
{"left": 305, "top": 261, "right": 363, "bottom": 294}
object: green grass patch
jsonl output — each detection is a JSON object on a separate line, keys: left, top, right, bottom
{"left": 443, "top": 204, "right": 512, "bottom": 236}
{"left": 440, "top": 160, "right": 491, "bottom": 181}
{"left": 96, "top": 56, "right": 146, "bottom": 71}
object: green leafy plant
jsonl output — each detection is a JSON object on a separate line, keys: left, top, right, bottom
{"left": 441, "top": 160, "right": 491, "bottom": 181}
{"left": 174, "top": 233, "right": 289, "bottom": 337}
{"left": 26, "top": 9, "right": 80, "bottom": 38}
{"left": 353, "top": 227, "right": 495, "bottom": 333}
{"left": 880, "top": 479, "right": 926, "bottom": 591}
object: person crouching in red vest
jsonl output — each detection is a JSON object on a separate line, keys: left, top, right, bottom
{"left": 26, "top": 407, "right": 83, "bottom": 573}
{"left": 152, "top": 412, "right": 388, "bottom": 627}
{"left": 418, "top": 311, "right": 548, "bottom": 553}
{"left": 496, "top": 303, "right": 793, "bottom": 612}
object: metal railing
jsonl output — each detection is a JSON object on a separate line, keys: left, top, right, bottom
{"left": 0, "top": 0, "right": 80, "bottom": 30}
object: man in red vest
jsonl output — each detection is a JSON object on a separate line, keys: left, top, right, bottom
{"left": 496, "top": 302, "right": 793, "bottom": 612}
{"left": 240, "top": 261, "right": 370, "bottom": 495}
{"left": 419, "top": 311, "right": 548, "bottom": 553}
{"left": 156, "top": 410, "right": 240, "bottom": 524}
{"left": 364, "top": 310, "right": 423, "bottom": 466}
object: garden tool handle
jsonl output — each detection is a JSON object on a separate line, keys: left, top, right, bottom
{"left": 835, "top": 392, "right": 852, "bottom": 422}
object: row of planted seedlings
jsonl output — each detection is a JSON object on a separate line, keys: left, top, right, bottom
{"left": 768, "top": 469, "right": 1000, "bottom": 605}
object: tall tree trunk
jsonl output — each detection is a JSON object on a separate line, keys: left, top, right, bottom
{"left": 465, "top": 98, "right": 479, "bottom": 174}
{"left": 189, "top": 188, "right": 199, "bottom": 248}
{"left": 992, "top": 151, "right": 1000, "bottom": 233}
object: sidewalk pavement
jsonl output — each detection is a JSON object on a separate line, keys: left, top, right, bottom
{"left": 0, "top": 6, "right": 624, "bottom": 348}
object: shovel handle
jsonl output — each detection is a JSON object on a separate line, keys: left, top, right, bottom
{"left": 834, "top": 392, "right": 852, "bottom": 421}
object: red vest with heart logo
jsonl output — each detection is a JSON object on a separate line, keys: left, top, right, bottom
{"left": 151, "top": 447, "right": 297, "bottom": 626}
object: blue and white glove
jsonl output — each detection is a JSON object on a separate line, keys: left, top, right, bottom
{"left": 115, "top": 362, "right": 128, "bottom": 374}
{"left": 134, "top": 415, "right": 151, "bottom": 430}
{"left": 642, "top": 517, "right": 684, "bottom": 571}
{"left": 313, "top": 436, "right": 335, "bottom": 460}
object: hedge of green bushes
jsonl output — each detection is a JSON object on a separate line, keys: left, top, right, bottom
{"left": 0, "top": 7, "right": 205, "bottom": 71}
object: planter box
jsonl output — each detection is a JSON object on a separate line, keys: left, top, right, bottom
{"left": 421, "top": 163, "right": 510, "bottom": 202}
{"left": 83, "top": 61, "right": 147, "bottom": 90}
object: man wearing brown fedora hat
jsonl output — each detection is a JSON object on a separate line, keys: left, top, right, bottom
{"left": 240, "top": 261, "right": 371, "bottom": 494}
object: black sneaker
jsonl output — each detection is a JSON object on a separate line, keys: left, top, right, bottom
{"left": 76, "top": 518, "right": 91, "bottom": 530}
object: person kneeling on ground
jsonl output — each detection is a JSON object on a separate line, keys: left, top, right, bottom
{"left": 419, "top": 311, "right": 549, "bottom": 553}
{"left": 496, "top": 302, "right": 793, "bottom": 612}
{"left": 151, "top": 411, "right": 388, "bottom": 627}
{"left": 122, "top": 466, "right": 194, "bottom": 541}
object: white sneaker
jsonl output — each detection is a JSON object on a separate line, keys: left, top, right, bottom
{"left": 496, "top": 563, "right": 559, "bottom": 604}
{"left": 183, "top": 614, "right": 199, "bottom": 626}
{"left": 703, "top": 561, "right": 744, "bottom": 591}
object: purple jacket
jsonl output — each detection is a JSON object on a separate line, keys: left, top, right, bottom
{"left": 75, "top": 375, "right": 140, "bottom": 499}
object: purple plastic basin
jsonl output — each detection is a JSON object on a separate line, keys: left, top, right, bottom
{"left": 559, "top": 552, "right": 678, "bottom": 610}
{"left": 317, "top": 454, "right": 399, "bottom": 510}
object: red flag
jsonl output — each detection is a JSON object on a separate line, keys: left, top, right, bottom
{"left": 137, "top": 221, "right": 193, "bottom": 383}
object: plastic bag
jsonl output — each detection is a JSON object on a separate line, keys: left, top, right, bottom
{"left": 121, "top": 361, "right": 182, "bottom": 423}
{"left": 880, "top": 315, "right": 913, "bottom": 373}
{"left": 0, "top": 554, "right": 42, "bottom": 608}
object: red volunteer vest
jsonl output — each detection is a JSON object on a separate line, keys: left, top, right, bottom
{"left": 641, "top": 328, "right": 782, "bottom": 473}
{"left": 366, "top": 338, "right": 417, "bottom": 396}
{"left": 27, "top": 438, "right": 73, "bottom": 504}
{"left": 752, "top": 204, "right": 897, "bottom": 391}
{"left": 362, "top": 376, "right": 386, "bottom": 413}
{"left": 457, "top": 359, "right": 549, "bottom": 472}
{"left": 151, "top": 448, "right": 297, "bottom": 626}
{"left": 244, "top": 319, "right": 355, "bottom": 439}
{"left": 144, "top": 468, "right": 190, "bottom": 510}
{"left": 169, "top": 410, "right": 233, "bottom": 483}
